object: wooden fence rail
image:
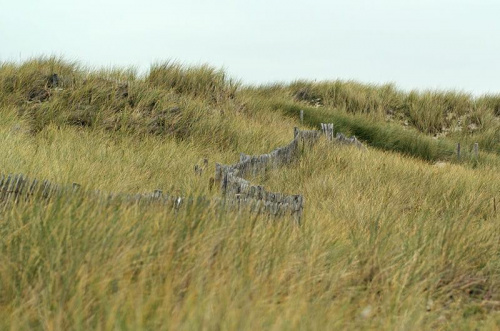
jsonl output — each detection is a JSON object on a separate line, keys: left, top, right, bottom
{"left": 0, "top": 174, "right": 187, "bottom": 209}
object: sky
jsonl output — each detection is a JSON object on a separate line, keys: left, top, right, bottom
{"left": 1, "top": 0, "right": 499, "bottom": 95}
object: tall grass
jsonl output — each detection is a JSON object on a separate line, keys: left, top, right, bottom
{"left": 273, "top": 100, "right": 453, "bottom": 161}
{"left": 1, "top": 58, "right": 500, "bottom": 330}
{"left": 147, "top": 61, "right": 240, "bottom": 103}
{"left": 286, "top": 80, "right": 500, "bottom": 143}
{"left": 1, "top": 139, "right": 499, "bottom": 330}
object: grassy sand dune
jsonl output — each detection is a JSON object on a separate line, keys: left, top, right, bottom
{"left": 1, "top": 58, "right": 500, "bottom": 330}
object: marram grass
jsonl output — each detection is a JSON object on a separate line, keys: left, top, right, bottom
{"left": 0, "top": 58, "right": 500, "bottom": 330}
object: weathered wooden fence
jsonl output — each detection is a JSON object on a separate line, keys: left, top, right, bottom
{"left": 0, "top": 174, "right": 70, "bottom": 203}
{"left": 214, "top": 124, "right": 363, "bottom": 224}
{"left": 456, "top": 142, "right": 480, "bottom": 160}
{"left": 0, "top": 174, "right": 188, "bottom": 209}
{"left": 1, "top": 123, "right": 363, "bottom": 224}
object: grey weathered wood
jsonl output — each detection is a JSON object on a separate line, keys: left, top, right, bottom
{"left": 0, "top": 172, "right": 191, "bottom": 212}
{"left": 321, "top": 123, "right": 334, "bottom": 141}
{"left": 213, "top": 127, "right": 322, "bottom": 222}
{"left": 2, "top": 175, "right": 12, "bottom": 200}
{"left": 3, "top": 174, "right": 12, "bottom": 201}
{"left": 336, "top": 132, "right": 364, "bottom": 149}
{"left": 41, "top": 180, "right": 50, "bottom": 198}
{"left": 300, "top": 109, "right": 304, "bottom": 124}
{"left": 473, "top": 143, "right": 479, "bottom": 158}
{"left": 16, "top": 175, "right": 27, "bottom": 202}
{"left": 7, "top": 175, "right": 21, "bottom": 202}
{"left": 28, "top": 179, "right": 39, "bottom": 198}
{"left": 215, "top": 124, "right": 357, "bottom": 222}
{"left": 153, "top": 189, "right": 162, "bottom": 199}
{"left": 328, "top": 124, "right": 334, "bottom": 141}
{"left": 194, "top": 164, "right": 203, "bottom": 176}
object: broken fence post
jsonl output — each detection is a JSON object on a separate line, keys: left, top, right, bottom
{"left": 328, "top": 123, "right": 334, "bottom": 141}
{"left": 320, "top": 123, "right": 335, "bottom": 142}
{"left": 473, "top": 143, "right": 479, "bottom": 159}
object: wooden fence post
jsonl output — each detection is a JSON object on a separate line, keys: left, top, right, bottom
{"left": 320, "top": 123, "right": 334, "bottom": 141}
{"left": 328, "top": 123, "right": 334, "bottom": 141}
{"left": 300, "top": 109, "right": 304, "bottom": 124}
{"left": 473, "top": 143, "right": 479, "bottom": 159}
{"left": 457, "top": 143, "right": 461, "bottom": 160}
{"left": 153, "top": 189, "right": 162, "bottom": 199}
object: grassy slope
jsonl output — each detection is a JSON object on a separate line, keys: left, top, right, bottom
{"left": 1, "top": 58, "right": 500, "bottom": 330}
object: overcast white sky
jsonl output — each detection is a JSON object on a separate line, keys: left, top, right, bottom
{"left": 1, "top": 0, "right": 499, "bottom": 94}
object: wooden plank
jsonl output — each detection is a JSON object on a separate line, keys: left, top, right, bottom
{"left": 6, "top": 174, "right": 20, "bottom": 202}
{"left": 328, "top": 123, "right": 334, "bottom": 141}
{"left": 15, "top": 175, "right": 26, "bottom": 203}
{"left": 153, "top": 189, "right": 162, "bottom": 199}
{"left": 28, "top": 178, "right": 39, "bottom": 200}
